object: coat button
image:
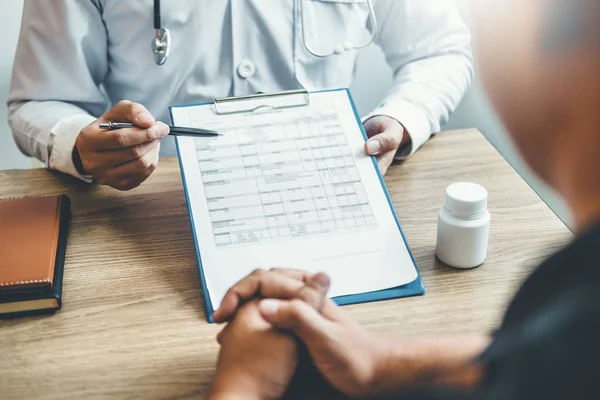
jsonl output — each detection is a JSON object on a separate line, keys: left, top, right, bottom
{"left": 237, "top": 60, "right": 256, "bottom": 79}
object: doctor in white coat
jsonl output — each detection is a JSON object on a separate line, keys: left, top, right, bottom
{"left": 8, "top": 0, "right": 473, "bottom": 191}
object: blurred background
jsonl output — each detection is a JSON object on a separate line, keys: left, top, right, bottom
{"left": 0, "top": 1, "right": 571, "bottom": 226}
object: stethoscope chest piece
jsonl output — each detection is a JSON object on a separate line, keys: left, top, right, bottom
{"left": 152, "top": 28, "right": 171, "bottom": 65}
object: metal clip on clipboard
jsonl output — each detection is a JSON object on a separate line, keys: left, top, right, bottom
{"left": 213, "top": 89, "right": 310, "bottom": 115}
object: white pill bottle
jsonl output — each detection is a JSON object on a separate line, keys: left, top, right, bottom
{"left": 436, "top": 182, "right": 491, "bottom": 269}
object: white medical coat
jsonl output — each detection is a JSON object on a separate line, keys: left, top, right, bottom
{"left": 8, "top": 0, "right": 473, "bottom": 180}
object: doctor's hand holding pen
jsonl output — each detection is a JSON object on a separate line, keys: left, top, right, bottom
{"left": 73, "top": 100, "right": 170, "bottom": 191}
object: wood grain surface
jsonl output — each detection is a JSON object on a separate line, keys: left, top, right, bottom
{"left": 0, "top": 129, "right": 573, "bottom": 399}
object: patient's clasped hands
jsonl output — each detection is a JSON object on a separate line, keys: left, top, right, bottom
{"left": 207, "top": 269, "right": 399, "bottom": 400}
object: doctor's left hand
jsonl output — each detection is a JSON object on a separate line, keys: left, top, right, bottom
{"left": 363, "top": 116, "right": 408, "bottom": 175}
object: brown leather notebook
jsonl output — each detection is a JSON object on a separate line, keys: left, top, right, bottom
{"left": 0, "top": 195, "right": 71, "bottom": 317}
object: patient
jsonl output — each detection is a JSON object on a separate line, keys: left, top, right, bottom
{"left": 206, "top": 0, "right": 600, "bottom": 399}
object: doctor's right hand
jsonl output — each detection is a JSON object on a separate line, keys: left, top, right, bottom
{"left": 73, "top": 100, "right": 170, "bottom": 191}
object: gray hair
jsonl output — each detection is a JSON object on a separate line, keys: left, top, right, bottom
{"left": 542, "top": 0, "right": 600, "bottom": 50}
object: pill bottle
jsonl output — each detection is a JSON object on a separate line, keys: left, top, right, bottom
{"left": 436, "top": 182, "right": 490, "bottom": 269}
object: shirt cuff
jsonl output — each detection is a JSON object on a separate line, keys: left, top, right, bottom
{"left": 363, "top": 100, "right": 433, "bottom": 160}
{"left": 48, "top": 114, "right": 97, "bottom": 182}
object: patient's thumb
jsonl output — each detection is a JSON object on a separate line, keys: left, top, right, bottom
{"left": 260, "top": 298, "right": 330, "bottom": 343}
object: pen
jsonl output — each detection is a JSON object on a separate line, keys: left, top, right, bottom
{"left": 99, "top": 122, "right": 219, "bottom": 137}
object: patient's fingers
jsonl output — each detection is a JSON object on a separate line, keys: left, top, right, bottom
{"left": 297, "top": 273, "right": 331, "bottom": 312}
{"left": 213, "top": 269, "right": 333, "bottom": 323}
{"left": 213, "top": 269, "right": 306, "bottom": 323}
{"left": 269, "top": 268, "right": 311, "bottom": 283}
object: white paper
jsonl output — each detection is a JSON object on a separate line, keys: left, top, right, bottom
{"left": 172, "top": 90, "right": 418, "bottom": 310}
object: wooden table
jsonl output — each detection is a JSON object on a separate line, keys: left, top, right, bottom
{"left": 0, "top": 129, "right": 572, "bottom": 399}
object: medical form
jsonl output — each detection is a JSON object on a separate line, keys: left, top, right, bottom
{"left": 172, "top": 90, "right": 419, "bottom": 313}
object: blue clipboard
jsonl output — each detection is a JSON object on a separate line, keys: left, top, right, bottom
{"left": 170, "top": 89, "right": 425, "bottom": 323}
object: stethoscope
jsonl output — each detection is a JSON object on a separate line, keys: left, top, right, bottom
{"left": 151, "top": 0, "right": 378, "bottom": 65}
{"left": 298, "top": 0, "right": 378, "bottom": 58}
{"left": 151, "top": 0, "right": 170, "bottom": 65}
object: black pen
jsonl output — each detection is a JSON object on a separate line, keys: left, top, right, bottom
{"left": 99, "top": 122, "right": 219, "bottom": 137}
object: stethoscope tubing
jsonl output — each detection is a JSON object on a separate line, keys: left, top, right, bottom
{"left": 298, "top": 0, "right": 378, "bottom": 58}
{"left": 151, "top": 0, "right": 378, "bottom": 65}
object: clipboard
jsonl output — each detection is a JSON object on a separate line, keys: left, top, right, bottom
{"left": 171, "top": 89, "right": 425, "bottom": 323}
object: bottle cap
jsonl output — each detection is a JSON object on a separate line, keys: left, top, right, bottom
{"left": 444, "top": 182, "right": 488, "bottom": 218}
